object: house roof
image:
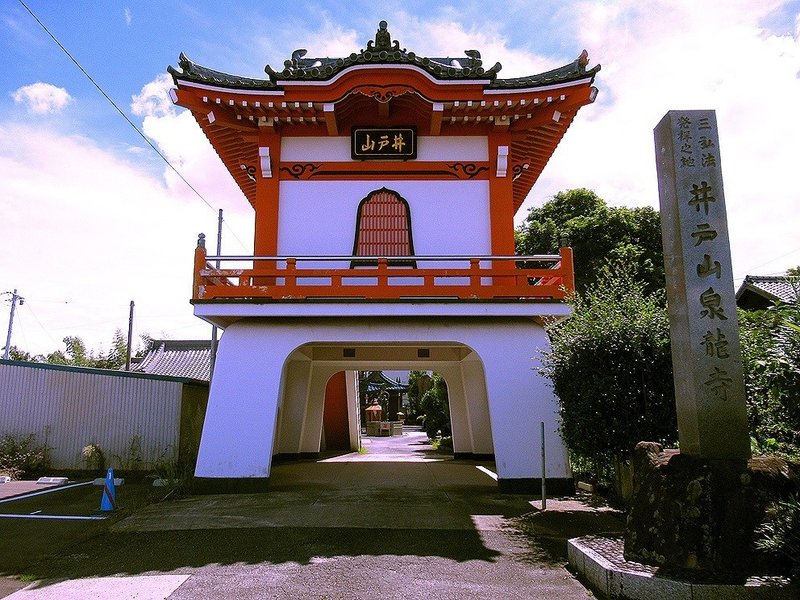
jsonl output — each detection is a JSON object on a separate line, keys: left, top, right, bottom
{"left": 169, "top": 20, "right": 599, "bottom": 91}
{"left": 168, "top": 21, "right": 600, "bottom": 215}
{"left": 360, "top": 370, "right": 409, "bottom": 394}
{"left": 735, "top": 275, "right": 799, "bottom": 309}
{"left": 129, "top": 340, "right": 211, "bottom": 382}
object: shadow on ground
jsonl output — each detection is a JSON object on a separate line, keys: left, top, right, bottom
{"left": 17, "top": 526, "right": 502, "bottom": 582}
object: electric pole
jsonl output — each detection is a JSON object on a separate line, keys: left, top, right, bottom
{"left": 210, "top": 209, "right": 223, "bottom": 381}
{"left": 3, "top": 289, "right": 25, "bottom": 360}
{"left": 125, "top": 300, "right": 135, "bottom": 370}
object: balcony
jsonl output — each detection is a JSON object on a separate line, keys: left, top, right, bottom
{"left": 192, "top": 235, "right": 574, "bottom": 302}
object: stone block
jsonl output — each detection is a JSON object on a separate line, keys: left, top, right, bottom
{"left": 608, "top": 569, "right": 691, "bottom": 600}
{"left": 625, "top": 442, "right": 800, "bottom": 573}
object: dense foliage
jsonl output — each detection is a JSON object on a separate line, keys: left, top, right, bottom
{"left": 755, "top": 495, "right": 800, "bottom": 581}
{"left": 739, "top": 299, "right": 800, "bottom": 459}
{"left": 406, "top": 370, "right": 433, "bottom": 423}
{"left": 515, "top": 188, "right": 665, "bottom": 295}
{"left": 7, "top": 331, "right": 152, "bottom": 369}
{"left": 418, "top": 373, "right": 451, "bottom": 439}
{"left": 541, "top": 267, "right": 677, "bottom": 479}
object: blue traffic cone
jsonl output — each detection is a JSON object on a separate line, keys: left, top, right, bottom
{"left": 100, "top": 467, "right": 117, "bottom": 511}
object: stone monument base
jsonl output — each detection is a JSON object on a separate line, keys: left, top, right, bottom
{"left": 624, "top": 441, "right": 799, "bottom": 575}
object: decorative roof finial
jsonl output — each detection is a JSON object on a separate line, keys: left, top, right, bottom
{"left": 368, "top": 20, "right": 399, "bottom": 52}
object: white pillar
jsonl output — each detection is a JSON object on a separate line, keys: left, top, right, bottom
{"left": 195, "top": 322, "right": 288, "bottom": 481}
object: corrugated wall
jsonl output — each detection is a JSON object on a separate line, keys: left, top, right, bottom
{"left": 0, "top": 362, "right": 183, "bottom": 469}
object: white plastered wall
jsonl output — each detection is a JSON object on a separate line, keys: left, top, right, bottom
{"left": 278, "top": 180, "right": 491, "bottom": 261}
{"left": 278, "top": 135, "right": 491, "bottom": 262}
{"left": 195, "top": 317, "right": 569, "bottom": 484}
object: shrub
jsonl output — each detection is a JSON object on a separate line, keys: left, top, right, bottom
{"left": 81, "top": 443, "right": 105, "bottom": 472}
{"left": 113, "top": 435, "right": 144, "bottom": 471}
{"left": 755, "top": 495, "right": 800, "bottom": 581}
{"left": 0, "top": 433, "right": 52, "bottom": 479}
{"left": 541, "top": 265, "right": 676, "bottom": 483}
{"left": 151, "top": 459, "right": 194, "bottom": 502}
{"left": 431, "top": 435, "right": 453, "bottom": 452}
{"left": 739, "top": 301, "right": 800, "bottom": 460}
{"left": 418, "top": 374, "right": 451, "bottom": 439}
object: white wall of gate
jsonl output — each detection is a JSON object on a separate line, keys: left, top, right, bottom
{"left": 0, "top": 360, "right": 189, "bottom": 470}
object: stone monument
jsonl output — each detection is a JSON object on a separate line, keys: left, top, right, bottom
{"left": 656, "top": 110, "right": 750, "bottom": 459}
{"left": 623, "top": 110, "right": 799, "bottom": 573}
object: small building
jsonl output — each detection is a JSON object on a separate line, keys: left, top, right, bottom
{"left": 169, "top": 21, "right": 599, "bottom": 493}
{"left": 0, "top": 359, "right": 208, "bottom": 470}
{"left": 130, "top": 339, "right": 211, "bottom": 382}
{"left": 735, "top": 275, "right": 799, "bottom": 310}
{"left": 359, "top": 370, "right": 409, "bottom": 425}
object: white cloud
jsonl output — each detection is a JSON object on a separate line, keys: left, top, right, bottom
{"left": 131, "top": 73, "right": 175, "bottom": 119}
{"left": 130, "top": 75, "right": 252, "bottom": 233}
{"left": 519, "top": 0, "right": 800, "bottom": 279}
{"left": 124, "top": 8, "right": 132, "bottom": 26}
{"left": 12, "top": 82, "right": 73, "bottom": 114}
{"left": 0, "top": 116, "right": 252, "bottom": 355}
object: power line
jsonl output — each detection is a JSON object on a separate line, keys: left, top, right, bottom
{"left": 22, "top": 301, "right": 60, "bottom": 347}
{"left": 734, "top": 245, "right": 800, "bottom": 279}
{"left": 18, "top": 0, "right": 248, "bottom": 252}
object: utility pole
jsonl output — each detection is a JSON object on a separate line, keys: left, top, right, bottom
{"left": 3, "top": 289, "right": 25, "bottom": 360}
{"left": 125, "top": 300, "right": 135, "bottom": 370}
{"left": 210, "top": 209, "right": 223, "bottom": 381}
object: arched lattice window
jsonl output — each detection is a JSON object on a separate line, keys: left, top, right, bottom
{"left": 352, "top": 188, "right": 415, "bottom": 267}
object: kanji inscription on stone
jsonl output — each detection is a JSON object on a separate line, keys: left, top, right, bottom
{"left": 654, "top": 110, "right": 750, "bottom": 460}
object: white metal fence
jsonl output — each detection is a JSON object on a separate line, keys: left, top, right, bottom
{"left": 0, "top": 360, "right": 206, "bottom": 470}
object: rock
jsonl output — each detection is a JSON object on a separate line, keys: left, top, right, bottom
{"left": 624, "top": 441, "right": 799, "bottom": 574}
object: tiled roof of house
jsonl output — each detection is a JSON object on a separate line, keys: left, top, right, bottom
{"left": 169, "top": 20, "right": 599, "bottom": 91}
{"left": 130, "top": 340, "right": 211, "bottom": 382}
{"left": 360, "top": 370, "right": 409, "bottom": 393}
{"left": 736, "top": 275, "right": 799, "bottom": 308}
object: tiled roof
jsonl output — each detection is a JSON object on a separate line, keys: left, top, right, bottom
{"left": 360, "top": 370, "right": 409, "bottom": 393}
{"left": 736, "top": 276, "right": 799, "bottom": 306}
{"left": 170, "top": 20, "right": 599, "bottom": 91}
{"left": 130, "top": 340, "right": 211, "bottom": 382}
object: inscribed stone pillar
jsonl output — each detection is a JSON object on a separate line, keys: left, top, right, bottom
{"left": 654, "top": 110, "right": 750, "bottom": 460}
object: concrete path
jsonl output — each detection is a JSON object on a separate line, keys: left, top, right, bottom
{"left": 0, "top": 482, "right": 60, "bottom": 502}
{"left": 4, "top": 429, "right": 621, "bottom": 599}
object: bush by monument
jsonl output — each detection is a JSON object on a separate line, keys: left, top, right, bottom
{"left": 541, "top": 265, "right": 677, "bottom": 489}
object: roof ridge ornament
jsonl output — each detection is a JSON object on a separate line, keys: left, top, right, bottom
{"left": 172, "top": 24, "right": 597, "bottom": 89}
{"left": 367, "top": 20, "right": 400, "bottom": 52}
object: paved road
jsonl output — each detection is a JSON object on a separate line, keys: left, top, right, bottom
{"left": 2, "top": 429, "right": 623, "bottom": 599}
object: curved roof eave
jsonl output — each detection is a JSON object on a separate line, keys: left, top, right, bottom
{"left": 169, "top": 21, "right": 600, "bottom": 96}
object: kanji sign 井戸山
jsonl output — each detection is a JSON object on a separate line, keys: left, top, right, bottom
{"left": 351, "top": 127, "right": 417, "bottom": 160}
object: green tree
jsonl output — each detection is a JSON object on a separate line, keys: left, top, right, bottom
{"left": 61, "top": 336, "right": 90, "bottom": 365}
{"left": 6, "top": 346, "right": 41, "bottom": 362}
{"left": 406, "top": 370, "right": 431, "bottom": 422}
{"left": 541, "top": 265, "right": 676, "bottom": 481}
{"left": 786, "top": 266, "right": 800, "bottom": 277}
{"left": 93, "top": 329, "right": 128, "bottom": 369}
{"left": 418, "top": 373, "right": 451, "bottom": 439}
{"left": 515, "top": 188, "right": 665, "bottom": 295}
{"left": 740, "top": 302, "right": 800, "bottom": 459}
{"left": 41, "top": 330, "right": 132, "bottom": 370}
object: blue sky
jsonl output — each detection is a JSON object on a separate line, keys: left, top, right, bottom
{"left": 2, "top": 1, "right": 800, "bottom": 356}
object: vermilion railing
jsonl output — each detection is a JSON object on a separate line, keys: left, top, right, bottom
{"left": 193, "top": 236, "right": 574, "bottom": 301}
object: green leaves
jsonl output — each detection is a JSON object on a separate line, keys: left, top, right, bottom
{"left": 541, "top": 265, "right": 676, "bottom": 479}
{"left": 740, "top": 301, "right": 800, "bottom": 459}
{"left": 418, "top": 373, "right": 451, "bottom": 439}
{"left": 516, "top": 188, "right": 665, "bottom": 296}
